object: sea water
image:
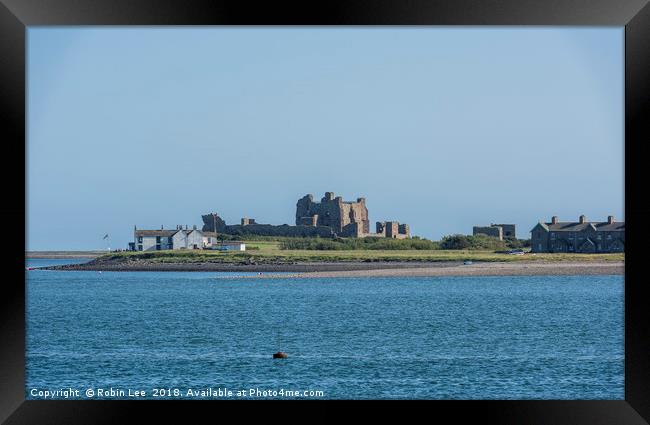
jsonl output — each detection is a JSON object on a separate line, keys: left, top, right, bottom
{"left": 25, "top": 258, "right": 623, "bottom": 399}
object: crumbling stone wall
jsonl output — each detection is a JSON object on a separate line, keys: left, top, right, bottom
{"left": 297, "top": 215, "right": 318, "bottom": 226}
{"left": 473, "top": 226, "right": 503, "bottom": 240}
{"left": 224, "top": 223, "right": 334, "bottom": 237}
{"left": 202, "top": 213, "right": 334, "bottom": 237}
{"left": 296, "top": 192, "right": 369, "bottom": 236}
{"left": 202, "top": 213, "right": 227, "bottom": 232}
{"left": 493, "top": 224, "right": 516, "bottom": 239}
{"left": 203, "top": 191, "right": 410, "bottom": 239}
{"left": 376, "top": 221, "right": 410, "bottom": 239}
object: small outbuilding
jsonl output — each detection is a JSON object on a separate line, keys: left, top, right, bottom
{"left": 211, "top": 241, "right": 246, "bottom": 251}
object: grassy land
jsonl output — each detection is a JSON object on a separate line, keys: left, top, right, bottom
{"left": 96, "top": 241, "right": 624, "bottom": 264}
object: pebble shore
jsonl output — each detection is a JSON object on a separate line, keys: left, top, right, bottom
{"left": 45, "top": 260, "right": 624, "bottom": 278}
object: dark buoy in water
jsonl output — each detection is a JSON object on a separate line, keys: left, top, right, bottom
{"left": 273, "top": 351, "right": 288, "bottom": 359}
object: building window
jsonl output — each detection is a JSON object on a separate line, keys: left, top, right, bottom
{"left": 156, "top": 244, "right": 161, "bottom": 250}
{"left": 138, "top": 245, "right": 143, "bottom": 251}
{"left": 156, "top": 236, "right": 161, "bottom": 243}
{"left": 168, "top": 237, "right": 173, "bottom": 244}
{"left": 137, "top": 236, "right": 143, "bottom": 243}
{"left": 550, "top": 233, "right": 555, "bottom": 239}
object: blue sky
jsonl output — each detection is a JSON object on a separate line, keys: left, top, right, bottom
{"left": 27, "top": 27, "right": 624, "bottom": 250}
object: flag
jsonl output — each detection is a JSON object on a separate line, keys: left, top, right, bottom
{"left": 103, "top": 234, "right": 109, "bottom": 240}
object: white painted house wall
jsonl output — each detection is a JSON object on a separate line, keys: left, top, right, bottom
{"left": 134, "top": 229, "right": 216, "bottom": 251}
{"left": 202, "top": 234, "right": 218, "bottom": 248}
{"left": 139, "top": 236, "right": 158, "bottom": 251}
{"left": 171, "top": 231, "right": 188, "bottom": 249}
{"left": 135, "top": 234, "right": 174, "bottom": 251}
{"left": 186, "top": 230, "right": 203, "bottom": 249}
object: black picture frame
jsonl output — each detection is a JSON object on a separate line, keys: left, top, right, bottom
{"left": 2, "top": 0, "right": 649, "bottom": 423}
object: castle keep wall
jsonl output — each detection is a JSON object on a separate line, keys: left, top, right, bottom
{"left": 204, "top": 191, "right": 410, "bottom": 239}
{"left": 295, "top": 192, "right": 370, "bottom": 236}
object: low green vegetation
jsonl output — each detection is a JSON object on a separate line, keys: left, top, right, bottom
{"left": 97, "top": 240, "right": 623, "bottom": 265}
{"left": 439, "top": 234, "right": 530, "bottom": 251}
{"left": 216, "top": 234, "right": 303, "bottom": 242}
{"left": 279, "top": 234, "right": 530, "bottom": 251}
{"left": 279, "top": 236, "right": 440, "bottom": 251}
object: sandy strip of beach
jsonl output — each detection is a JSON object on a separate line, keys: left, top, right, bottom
{"left": 225, "top": 261, "right": 624, "bottom": 279}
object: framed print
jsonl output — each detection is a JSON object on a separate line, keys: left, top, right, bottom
{"left": 2, "top": 0, "right": 649, "bottom": 423}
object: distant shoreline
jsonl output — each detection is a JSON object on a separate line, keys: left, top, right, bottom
{"left": 26, "top": 251, "right": 105, "bottom": 259}
{"left": 41, "top": 260, "right": 624, "bottom": 277}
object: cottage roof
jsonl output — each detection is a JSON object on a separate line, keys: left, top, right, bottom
{"left": 543, "top": 221, "right": 625, "bottom": 232}
{"left": 532, "top": 222, "right": 549, "bottom": 231}
{"left": 135, "top": 228, "right": 206, "bottom": 237}
{"left": 134, "top": 229, "right": 180, "bottom": 237}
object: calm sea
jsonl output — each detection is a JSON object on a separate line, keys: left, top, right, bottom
{"left": 26, "top": 258, "right": 624, "bottom": 400}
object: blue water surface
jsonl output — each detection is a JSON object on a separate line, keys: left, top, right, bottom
{"left": 26, "top": 260, "right": 623, "bottom": 399}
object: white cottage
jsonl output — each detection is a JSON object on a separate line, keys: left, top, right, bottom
{"left": 134, "top": 229, "right": 177, "bottom": 251}
{"left": 185, "top": 229, "right": 204, "bottom": 250}
{"left": 202, "top": 232, "right": 219, "bottom": 248}
{"left": 133, "top": 226, "right": 211, "bottom": 251}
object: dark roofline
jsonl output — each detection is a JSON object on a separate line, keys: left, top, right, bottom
{"left": 545, "top": 221, "right": 625, "bottom": 226}
{"left": 532, "top": 221, "right": 624, "bottom": 233}
{"left": 531, "top": 220, "right": 625, "bottom": 233}
{"left": 134, "top": 229, "right": 181, "bottom": 237}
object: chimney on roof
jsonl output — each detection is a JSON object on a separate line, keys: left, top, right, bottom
{"left": 579, "top": 215, "right": 587, "bottom": 224}
{"left": 161, "top": 225, "right": 163, "bottom": 230}
{"left": 551, "top": 216, "right": 558, "bottom": 224}
{"left": 608, "top": 215, "right": 615, "bottom": 224}
{"left": 185, "top": 225, "right": 188, "bottom": 230}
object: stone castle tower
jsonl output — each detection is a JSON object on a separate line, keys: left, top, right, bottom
{"left": 295, "top": 192, "right": 370, "bottom": 237}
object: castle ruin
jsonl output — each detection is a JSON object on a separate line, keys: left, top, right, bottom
{"left": 295, "top": 192, "right": 409, "bottom": 238}
{"left": 473, "top": 223, "right": 517, "bottom": 241}
{"left": 296, "top": 192, "right": 370, "bottom": 237}
{"left": 202, "top": 192, "right": 410, "bottom": 239}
